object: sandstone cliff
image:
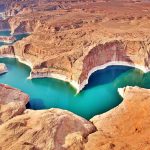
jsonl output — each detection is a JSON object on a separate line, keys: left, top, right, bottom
{"left": 0, "top": 0, "right": 149, "bottom": 92}
{"left": 0, "top": 84, "right": 29, "bottom": 125}
{"left": 0, "top": 85, "right": 150, "bottom": 149}
{"left": 85, "top": 86, "right": 150, "bottom": 150}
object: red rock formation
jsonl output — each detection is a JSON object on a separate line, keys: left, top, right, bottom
{"left": 0, "top": 83, "right": 96, "bottom": 150}
{"left": 85, "top": 86, "right": 150, "bottom": 150}
{"left": 0, "top": 0, "right": 148, "bottom": 91}
{"left": 0, "top": 84, "right": 29, "bottom": 124}
{"left": 0, "top": 85, "right": 150, "bottom": 149}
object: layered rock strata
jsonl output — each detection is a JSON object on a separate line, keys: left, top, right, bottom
{"left": 0, "top": 85, "right": 150, "bottom": 149}
{"left": 0, "top": 84, "right": 96, "bottom": 150}
{"left": 0, "top": 36, "right": 16, "bottom": 43}
{"left": 85, "top": 86, "right": 150, "bottom": 150}
{"left": 0, "top": 0, "right": 149, "bottom": 92}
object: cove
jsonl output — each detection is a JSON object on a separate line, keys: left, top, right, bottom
{"left": 0, "top": 58, "right": 150, "bottom": 119}
{"left": 0, "top": 30, "right": 28, "bottom": 46}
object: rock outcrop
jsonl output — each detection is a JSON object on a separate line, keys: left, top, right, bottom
{"left": 0, "top": 0, "right": 149, "bottom": 92}
{"left": 0, "top": 84, "right": 96, "bottom": 150}
{"left": 0, "top": 84, "right": 29, "bottom": 125}
{"left": 0, "top": 36, "right": 16, "bottom": 43}
{"left": 0, "top": 108, "right": 96, "bottom": 150}
{"left": 85, "top": 86, "right": 150, "bottom": 150}
{"left": 1, "top": 85, "right": 150, "bottom": 149}
{"left": 0, "top": 63, "right": 7, "bottom": 74}
{"left": 0, "top": 45, "right": 15, "bottom": 57}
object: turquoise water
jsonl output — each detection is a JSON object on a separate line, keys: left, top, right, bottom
{"left": 0, "top": 31, "right": 28, "bottom": 46}
{"left": 0, "top": 31, "right": 150, "bottom": 119}
{"left": 0, "top": 58, "right": 150, "bottom": 119}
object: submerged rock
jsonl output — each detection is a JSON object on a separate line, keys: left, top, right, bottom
{"left": 0, "top": 84, "right": 150, "bottom": 149}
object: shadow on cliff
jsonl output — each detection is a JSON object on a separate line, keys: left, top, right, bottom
{"left": 26, "top": 98, "right": 46, "bottom": 110}
{"left": 83, "top": 65, "right": 133, "bottom": 91}
{"left": 81, "top": 40, "right": 141, "bottom": 91}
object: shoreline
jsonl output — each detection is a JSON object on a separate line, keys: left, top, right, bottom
{"left": 11, "top": 58, "right": 150, "bottom": 91}
{"left": 0, "top": 55, "right": 149, "bottom": 93}
{"left": 77, "top": 61, "right": 150, "bottom": 93}
{"left": 0, "top": 29, "right": 30, "bottom": 36}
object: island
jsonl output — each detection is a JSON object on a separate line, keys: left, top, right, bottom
{"left": 0, "top": 36, "right": 16, "bottom": 43}
{"left": 0, "top": 63, "right": 7, "bottom": 74}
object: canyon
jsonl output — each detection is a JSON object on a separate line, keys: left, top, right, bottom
{"left": 0, "top": 0, "right": 149, "bottom": 92}
{"left": 0, "top": 84, "right": 150, "bottom": 149}
{"left": 0, "top": 0, "right": 150, "bottom": 149}
{"left": 0, "top": 36, "right": 16, "bottom": 43}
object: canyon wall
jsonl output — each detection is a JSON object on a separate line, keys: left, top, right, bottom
{"left": 0, "top": 0, "right": 149, "bottom": 91}
{"left": 0, "top": 85, "right": 150, "bottom": 150}
{"left": 0, "top": 84, "right": 96, "bottom": 150}
{"left": 85, "top": 86, "right": 150, "bottom": 150}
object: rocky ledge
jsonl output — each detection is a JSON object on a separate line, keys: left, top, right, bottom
{"left": 0, "top": 84, "right": 150, "bottom": 149}
{"left": 0, "top": 63, "right": 7, "bottom": 74}
{"left": 0, "top": 36, "right": 16, "bottom": 44}
{"left": 0, "top": 84, "right": 29, "bottom": 124}
{"left": 0, "top": 84, "right": 96, "bottom": 150}
{"left": 85, "top": 86, "right": 150, "bottom": 150}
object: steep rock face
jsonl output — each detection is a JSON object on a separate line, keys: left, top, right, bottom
{"left": 0, "top": 108, "right": 96, "bottom": 150}
{"left": 0, "top": 45, "right": 15, "bottom": 57}
{"left": 0, "top": 36, "right": 16, "bottom": 43}
{"left": 79, "top": 39, "right": 150, "bottom": 86}
{"left": 12, "top": 35, "right": 150, "bottom": 91}
{"left": 0, "top": 84, "right": 29, "bottom": 125}
{"left": 85, "top": 86, "right": 150, "bottom": 150}
{"left": 1, "top": 0, "right": 148, "bottom": 92}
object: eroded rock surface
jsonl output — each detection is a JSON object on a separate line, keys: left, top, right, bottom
{"left": 0, "top": 84, "right": 29, "bottom": 125}
{"left": 85, "top": 86, "right": 150, "bottom": 150}
{"left": 0, "top": 108, "right": 96, "bottom": 150}
{"left": 0, "top": 84, "right": 96, "bottom": 150}
{"left": 1, "top": 85, "right": 150, "bottom": 150}
{"left": 0, "top": 0, "right": 150, "bottom": 91}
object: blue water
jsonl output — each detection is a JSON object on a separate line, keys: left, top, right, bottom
{"left": 0, "top": 31, "right": 150, "bottom": 119}
{"left": 0, "top": 58, "right": 150, "bottom": 119}
{"left": 0, "top": 31, "right": 28, "bottom": 46}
